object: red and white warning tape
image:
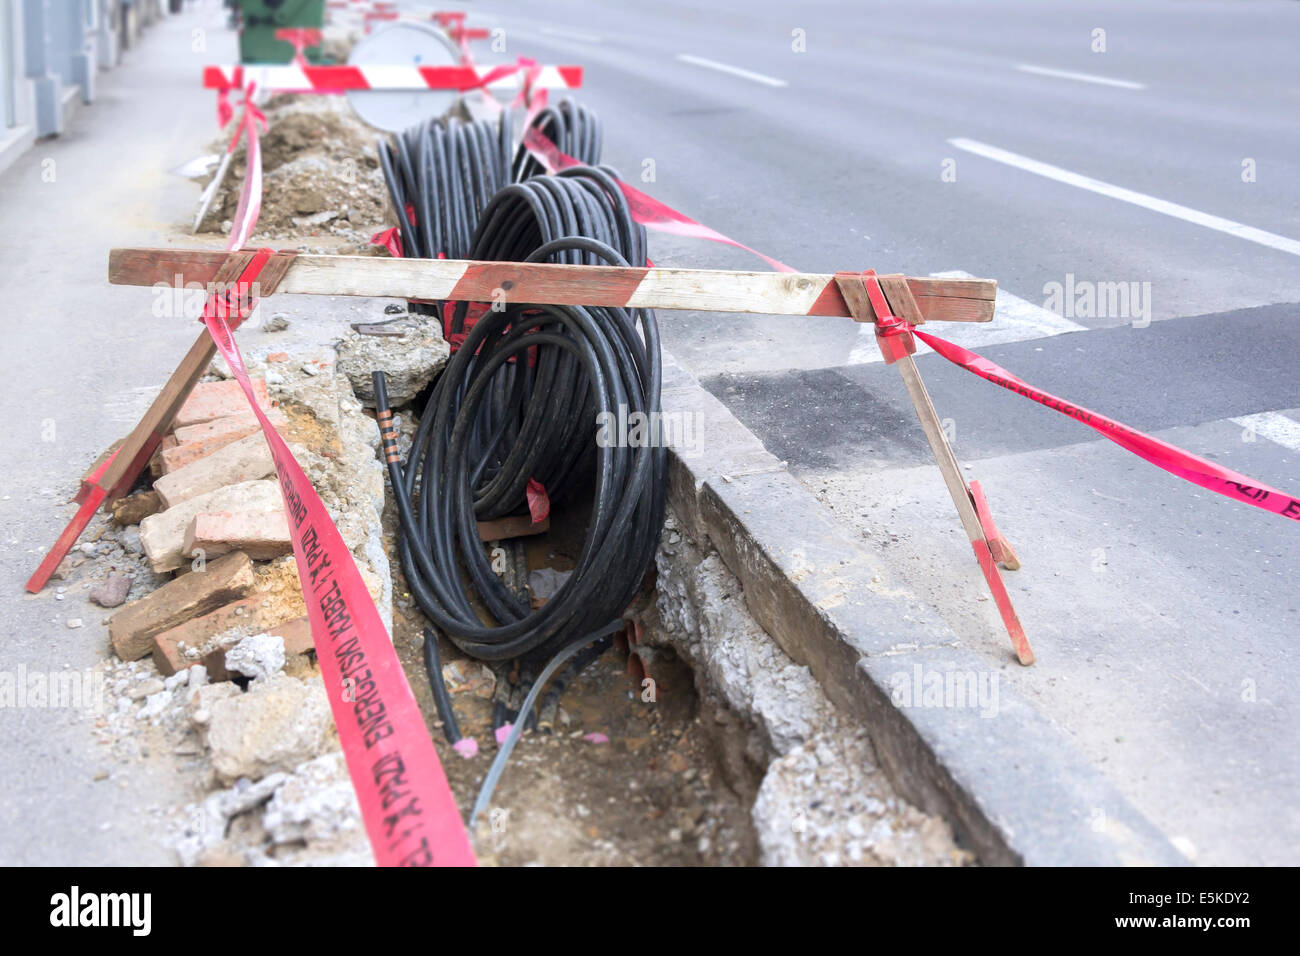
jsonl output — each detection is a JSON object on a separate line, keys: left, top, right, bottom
{"left": 202, "top": 63, "right": 583, "bottom": 94}
{"left": 224, "top": 86, "right": 266, "bottom": 249}
{"left": 522, "top": 127, "right": 795, "bottom": 272}
{"left": 203, "top": 103, "right": 477, "bottom": 860}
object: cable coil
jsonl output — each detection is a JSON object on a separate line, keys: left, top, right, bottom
{"left": 376, "top": 109, "right": 665, "bottom": 667}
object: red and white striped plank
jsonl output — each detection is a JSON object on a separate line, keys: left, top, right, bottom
{"left": 107, "top": 248, "right": 997, "bottom": 323}
{"left": 202, "top": 64, "right": 583, "bottom": 93}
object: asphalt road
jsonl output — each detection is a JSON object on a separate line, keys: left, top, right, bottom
{"left": 464, "top": 0, "right": 1300, "bottom": 864}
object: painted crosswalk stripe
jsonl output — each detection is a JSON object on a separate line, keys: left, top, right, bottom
{"left": 1229, "top": 412, "right": 1300, "bottom": 452}
{"left": 848, "top": 270, "right": 1085, "bottom": 364}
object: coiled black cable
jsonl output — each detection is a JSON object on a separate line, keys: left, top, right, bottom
{"left": 512, "top": 97, "right": 603, "bottom": 182}
{"left": 380, "top": 172, "right": 665, "bottom": 665}
{"left": 374, "top": 102, "right": 645, "bottom": 749}
{"left": 378, "top": 99, "right": 604, "bottom": 264}
{"left": 377, "top": 110, "right": 515, "bottom": 262}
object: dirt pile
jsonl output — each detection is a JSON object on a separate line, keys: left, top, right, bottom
{"left": 201, "top": 94, "right": 392, "bottom": 251}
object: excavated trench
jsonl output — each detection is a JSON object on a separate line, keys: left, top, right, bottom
{"left": 376, "top": 368, "right": 972, "bottom": 866}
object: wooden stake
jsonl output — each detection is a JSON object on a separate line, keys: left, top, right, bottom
{"left": 27, "top": 250, "right": 295, "bottom": 593}
{"left": 835, "top": 272, "right": 1034, "bottom": 666}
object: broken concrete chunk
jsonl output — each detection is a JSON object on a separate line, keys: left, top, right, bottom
{"left": 153, "top": 432, "right": 276, "bottom": 508}
{"left": 335, "top": 320, "right": 450, "bottom": 407}
{"left": 262, "top": 752, "right": 361, "bottom": 846}
{"left": 174, "top": 379, "right": 271, "bottom": 429}
{"left": 140, "top": 479, "right": 281, "bottom": 572}
{"left": 188, "top": 681, "right": 240, "bottom": 725}
{"left": 111, "top": 490, "right": 162, "bottom": 526}
{"left": 529, "top": 567, "right": 573, "bottom": 603}
{"left": 224, "top": 632, "right": 286, "bottom": 682}
{"left": 174, "top": 772, "right": 287, "bottom": 867}
{"left": 182, "top": 508, "right": 292, "bottom": 561}
{"left": 203, "top": 675, "right": 337, "bottom": 783}
{"left": 108, "top": 551, "right": 256, "bottom": 661}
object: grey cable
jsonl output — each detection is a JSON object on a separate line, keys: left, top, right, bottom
{"left": 469, "top": 619, "right": 624, "bottom": 830}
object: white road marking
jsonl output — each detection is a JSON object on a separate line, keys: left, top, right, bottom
{"left": 1230, "top": 412, "right": 1300, "bottom": 452}
{"left": 848, "top": 270, "right": 1085, "bottom": 365}
{"left": 676, "top": 54, "right": 787, "bottom": 88}
{"left": 949, "top": 138, "right": 1300, "bottom": 258}
{"left": 540, "top": 26, "right": 603, "bottom": 43}
{"left": 1015, "top": 63, "right": 1145, "bottom": 90}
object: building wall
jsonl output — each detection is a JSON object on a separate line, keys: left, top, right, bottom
{"left": 0, "top": 0, "right": 174, "bottom": 175}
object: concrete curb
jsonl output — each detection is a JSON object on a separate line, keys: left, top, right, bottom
{"left": 660, "top": 350, "right": 1186, "bottom": 866}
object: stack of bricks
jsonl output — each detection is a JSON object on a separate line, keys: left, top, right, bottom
{"left": 107, "top": 377, "right": 309, "bottom": 678}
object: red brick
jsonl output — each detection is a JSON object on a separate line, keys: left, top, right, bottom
{"left": 151, "top": 594, "right": 269, "bottom": 677}
{"left": 153, "top": 606, "right": 313, "bottom": 679}
{"left": 183, "top": 509, "right": 292, "bottom": 561}
{"left": 109, "top": 551, "right": 256, "bottom": 661}
{"left": 162, "top": 409, "right": 287, "bottom": 473}
{"left": 270, "top": 616, "right": 313, "bottom": 657}
{"left": 174, "top": 379, "right": 271, "bottom": 429}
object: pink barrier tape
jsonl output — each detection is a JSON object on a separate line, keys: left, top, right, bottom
{"left": 225, "top": 86, "right": 267, "bottom": 250}
{"left": 913, "top": 329, "right": 1300, "bottom": 524}
{"left": 522, "top": 127, "right": 796, "bottom": 273}
{"left": 526, "top": 477, "right": 550, "bottom": 523}
{"left": 199, "top": 251, "right": 477, "bottom": 866}
{"left": 370, "top": 226, "right": 403, "bottom": 258}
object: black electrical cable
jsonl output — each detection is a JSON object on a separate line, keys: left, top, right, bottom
{"left": 381, "top": 172, "right": 666, "bottom": 666}
{"left": 421, "top": 627, "right": 462, "bottom": 745}
{"left": 537, "top": 634, "right": 613, "bottom": 733}
{"left": 377, "top": 110, "right": 518, "bottom": 263}
{"left": 512, "top": 98, "right": 603, "bottom": 182}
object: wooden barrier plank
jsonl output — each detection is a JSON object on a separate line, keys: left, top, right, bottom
{"left": 108, "top": 248, "right": 997, "bottom": 323}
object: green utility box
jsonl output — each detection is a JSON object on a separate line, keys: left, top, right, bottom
{"left": 238, "top": 0, "right": 327, "bottom": 64}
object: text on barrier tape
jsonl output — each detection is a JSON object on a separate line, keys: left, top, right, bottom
{"left": 201, "top": 250, "right": 476, "bottom": 867}
{"left": 913, "top": 328, "right": 1300, "bottom": 523}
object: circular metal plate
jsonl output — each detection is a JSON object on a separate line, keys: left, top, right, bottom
{"left": 346, "top": 21, "right": 461, "bottom": 132}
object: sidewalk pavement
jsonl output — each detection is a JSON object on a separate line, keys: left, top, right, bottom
{"left": 0, "top": 0, "right": 234, "bottom": 865}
